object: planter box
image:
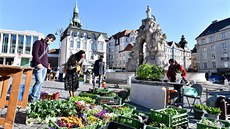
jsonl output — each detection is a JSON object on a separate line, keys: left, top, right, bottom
{"left": 194, "top": 108, "right": 205, "bottom": 120}
{"left": 130, "top": 79, "right": 167, "bottom": 109}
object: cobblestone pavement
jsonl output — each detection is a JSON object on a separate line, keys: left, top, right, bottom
{"left": 3, "top": 77, "right": 228, "bottom": 129}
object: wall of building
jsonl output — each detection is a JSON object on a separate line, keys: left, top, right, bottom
{"left": 0, "top": 29, "right": 44, "bottom": 66}
{"left": 196, "top": 27, "right": 230, "bottom": 74}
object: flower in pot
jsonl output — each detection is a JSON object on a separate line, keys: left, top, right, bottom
{"left": 205, "top": 107, "right": 222, "bottom": 120}
{"left": 193, "top": 104, "right": 206, "bottom": 119}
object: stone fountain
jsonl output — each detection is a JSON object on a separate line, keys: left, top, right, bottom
{"left": 127, "top": 6, "right": 167, "bottom": 71}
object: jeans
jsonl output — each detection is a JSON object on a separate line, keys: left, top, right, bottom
{"left": 93, "top": 75, "right": 103, "bottom": 88}
{"left": 29, "top": 66, "right": 47, "bottom": 102}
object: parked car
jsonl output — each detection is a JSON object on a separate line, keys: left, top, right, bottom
{"left": 209, "top": 75, "right": 222, "bottom": 84}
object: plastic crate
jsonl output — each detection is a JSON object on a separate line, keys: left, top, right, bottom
{"left": 115, "top": 115, "right": 144, "bottom": 129}
{"left": 48, "top": 119, "right": 98, "bottom": 129}
{"left": 150, "top": 106, "right": 188, "bottom": 127}
{"left": 103, "top": 103, "right": 136, "bottom": 115}
{"left": 79, "top": 92, "right": 99, "bottom": 99}
{"left": 197, "top": 118, "right": 230, "bottom": 129}
{"left": 145, "top": 125, "right": 159, "bottom": 129}
{"left": 96, "top": 96, "right": 122, "bottom": 105}
{"left": 104, "top": 121, "right": 136, "bottom": 129}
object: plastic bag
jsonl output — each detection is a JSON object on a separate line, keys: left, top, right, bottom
{"left": 183, "top": 87, "right": 198, "bottom": 97}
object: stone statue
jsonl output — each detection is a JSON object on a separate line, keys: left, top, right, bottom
{"left": 146, "top": 6, "right": 151, "bottom": 18}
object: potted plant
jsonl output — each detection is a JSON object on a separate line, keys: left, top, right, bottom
{"left": 130, "top": 64, "right": 167, "bottom": 109}
{"left": 205, "top": 106, "right": 222, "bottom": 120}
{"left": 193, "top": 104, "right": 206, "bottom": 120}
{"left": 136, "top": 64, "right": 165, "bottom": 81}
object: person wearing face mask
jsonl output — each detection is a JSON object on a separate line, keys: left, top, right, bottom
{"left": 64, "top": 50, "right": 85, "bottom": 97}
{"left": 92, "top": 55, "right": 106, "bottom": 89}
{"left": 29, "top": 34, "right": 56, "bottom": 102}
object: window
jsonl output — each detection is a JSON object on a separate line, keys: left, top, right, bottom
{"left": 10, "top": 34, "right": 16, "bottom": 53}
{"left": 222, "top": 42, "right": 227, "bottom": 49}
{"left": 211, "top": 54, "right": 215, "bottom": 60}
{"left": 212, "top": 62, "right": 216, "bottom": 68}
{"left": 91, "top": 40, "right": 96, "bottom": 51}
{"left": 203, "top": 52, "right": 207, "bottom": 60}
{"left": 201, "top": 39, "right": 205, "bottom": 44}
{"left": 223, "top": 51, "right": 228, "bottom": 57}
{"left": 83, "top": 40, "right": 87, "bottom": 49}
{"left": 99, "top": 41, "right": 104, "bottom": 50}
{"left": 33, "top": 36, "right": 38, "bottom": 43}
{"left": 70, "top": 40, "right": 74, "bottom": 48}
{"left": 210, "top": 45, "right": 215, "bottom": 50}
{"left": 25, "top": 35, "right": 32, "bottom": 54}
{"left": 204, "top": 62, "right": 207, "bottom": 69}
{"left": 224, "top": 62, "right": 228, "bottom": 68}
{"left": 77, "top": 40, "right": 80, "bottom": 48}
{"left": 2, "top": 33, "right": 9, "bottom": 53}
{"left": 0, "top": 58, "right": 3, "bottom": 64}
{"left": 209, "top": 36, "right": 214, "bottom": 42}
{"left": 202, "top": 47, "right": 207, "bottom": 52}
{"left": 18, "top": 35, "right": 24, "bottom": 54}
{"left": 221, "top": 32, "right": 226, "bottom": 39}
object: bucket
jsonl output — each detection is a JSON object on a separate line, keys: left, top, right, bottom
{"left": 102, "top": 82, "right": 106, "bottom": 88}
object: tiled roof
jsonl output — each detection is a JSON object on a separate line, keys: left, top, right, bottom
{"left": 123, "top": 44, "right": 133, "bottom": 51}
{"left": 112, "top": 30, "right": 132, "bottom": 39}
{"left": 191, "top": 46, "right": 197, "bottom": 53}
{"left": 197, "top": 17, "right": 230, "bottom": 38}
{"left": 120, "top": 44, "right": 133, "bottom": 52}
{"left": 166, "top": 41, "right": 181, "bottom": 48}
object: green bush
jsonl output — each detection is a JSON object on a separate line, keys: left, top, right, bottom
{"left": 136, "top": 64, "right": 164, "bottom": 80}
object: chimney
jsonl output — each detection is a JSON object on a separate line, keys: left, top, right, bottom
{"left": 212, "top": 20, "right": 218, "bottom": 24}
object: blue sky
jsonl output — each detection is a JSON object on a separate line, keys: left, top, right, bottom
{"left": 0, "top": 0, "right": 229, "bottom": 50}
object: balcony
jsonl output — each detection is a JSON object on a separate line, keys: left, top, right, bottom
{"left": 221, "top": 57, "right": 229, "bottom": 61}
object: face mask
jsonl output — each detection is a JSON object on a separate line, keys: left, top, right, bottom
{"left": 47, "top": 40, "right": 53, "bottom": 45}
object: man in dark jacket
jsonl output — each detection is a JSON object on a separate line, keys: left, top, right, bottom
{"left": 92, "top": 55, "right": 106, "bottom": 88}
{"left": 29, "top": 34, "right": 56, "bottom": 102}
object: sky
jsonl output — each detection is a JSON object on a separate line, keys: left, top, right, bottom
{"left": 0, "top": 0, "right": 229, "bottom": 50}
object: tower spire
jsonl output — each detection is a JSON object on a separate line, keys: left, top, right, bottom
{"left": 70, "top": 0, "right": 82, "bottom": 28}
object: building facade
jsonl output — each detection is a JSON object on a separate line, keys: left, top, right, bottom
{"left": 165, "top": 36, "right": 191, "bottom": 70}
{"left": 107, "top": 29, "right": 191, "bottom": 70}
{"left": 58, "top": 0, "right": 107, "bottom": 72}
{"left": 106, "top": 30, "right": 137, "bottom": 69}
{"left": 0, "top": 29, "right": 43, "bottom": 66}
{"left": 196, "top": 18, "right": 230, "bottom": 75}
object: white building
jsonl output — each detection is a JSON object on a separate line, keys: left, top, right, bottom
{"left": 106, "top": 30, "right": 137, "bottom": 69}
{"left": 196, "top": 18, "right": 230, "bottom": 75}
{"left": 59, "top": 0, "right": 107, "bottom": 72}
{"left": 165, "top": 35, "right": 191, "bottom": 70}
{"left": 0, "top": 29, "right": 43, "bottom": 66}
